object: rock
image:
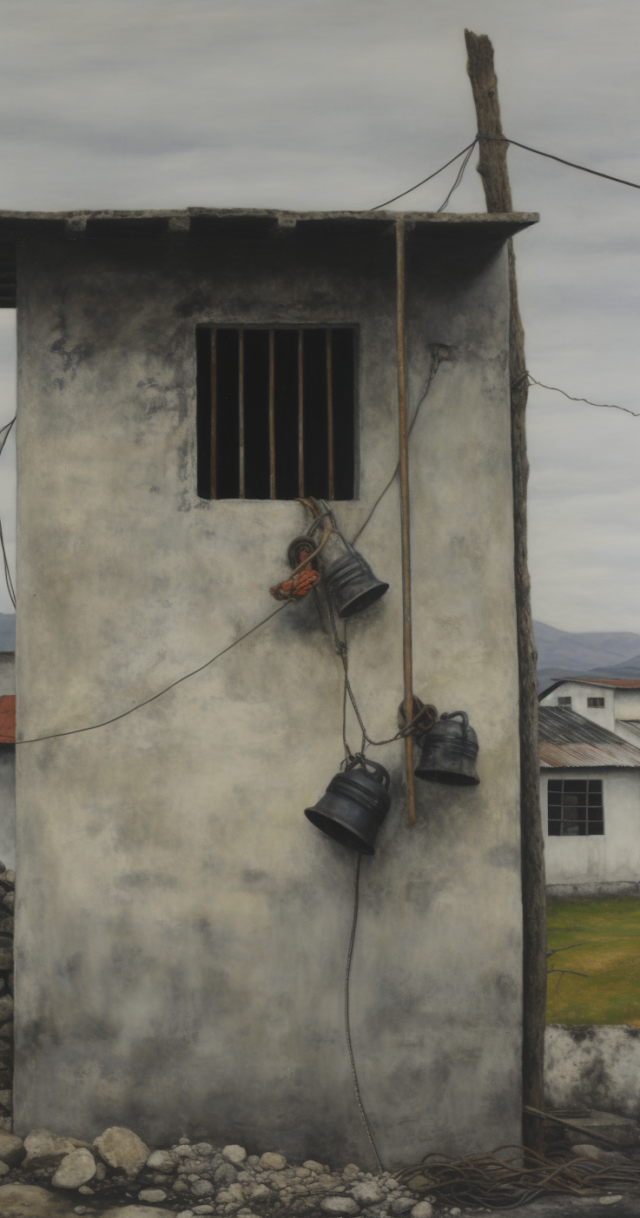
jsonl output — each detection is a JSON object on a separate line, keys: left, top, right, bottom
{"left": 146, "top": 1149, "right": 175, "bottom": 1172}
{"left": 304, "top": 1160, "right": 324, "bottom": 1172}
{"left": 78, "top": 1186, "right": 94, "bottom": 1194}
{"left": 260, "top": 1152, "right": 286, "bottom": 1171}
{"left": 138, "top": 1188, "right": 167, "bottom": 1202}
{"left": 321, "top": 1198, "right": 360, "bottom": 1216}
{"left": 599, "top": 1198, "right": 623, "bottom": 1206}
{"left": 0, "top": 1161, "right": 9, "bottom": 1176}
{"left": 194, "top": 1143, "right": 214, "bottom": 1155}
{"left": 248, "top": 1183, "right": 271, "bottom": 1201}
{"left": 177, "top": 1211, "right": 195, "bottom": 1218}
{"left": 351, "top": 1182, "right": 382, "bottom": 1205}
{"left": 0, "top": 1131, "right": 24, "bottom": 1167}
{"left": 2, "top": 895, "right": 13, "bottom": 914}
{"left": 191, "top": 1179, "right": 214, "bottom": 1197}
{"left": 52, "top": 1149, "right": 97, "bottom": 1190}
{"left": 0, "top": 1090, "right": 12, "bottom": 1112}
{"left": 223, "top": 1145, "right": 247, "bottom": 1165}
{"left": 173, "top": 1179, "right": 189, "bottom": 1193}
{"left": 342, "top": 1165, "right": 361, "bottom": 1181}
{"left": 411, "top": 1204, "right": 433, "bottom": 1218}
{"left": 0, "top": 1183, "right": 76, "bottom": 1217}
{"left": 23, "top": 1129, "right": 80, "bottom": 1169}
{"left": 95, "top": 1162, "right": 106, "bottom": 1181}
{"left": 94, "top": 1126, "right": 149, "bottom": 1178}
{"left": 571, "top": 1143, "right": 630, "bottom": 1163}
{"left": 0, "top": 938, "right": 12, "bottom": 968}
{"left": 193, "top": 1208, "right": 215, "bottom": 1215}
{"left": 102, "top": 1209, "right": 170, "bottom": 1218}
{"left": 0, "top": 995, "right": 13, "bottom": 1023}
{"left": 175, "top": 1145, "right": 196, "bottom": 1158}
{"left": 73, "top": 1209, "right": 86, "bottom": 1215}
{"left": 407, "top": 1176, "right": 430, "bottom": 1191}
{"left": 215, "top": 1162, "right": 239, "bottom": 1185}
{"left": 390, "top": 1199, "right": 415, "bottom": 1216}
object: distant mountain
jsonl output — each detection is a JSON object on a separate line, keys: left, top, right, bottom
{"left": 0, "top": 613, "right": 14, "bottom": 651}
{"left": 534, "top": 621, "right": 640, "bottom": 692}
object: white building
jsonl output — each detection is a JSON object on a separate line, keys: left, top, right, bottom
{"left": 539, "top": 680, "right": 640, "bottom": 896}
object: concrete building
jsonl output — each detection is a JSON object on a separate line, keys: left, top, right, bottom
{"left": 6, "top": 205, "right": 537, "bottom": 1162}
{"left": 539, "top": 676, "right": 640, "bottom": 741}
{"left": 539, "top": 704, "right": 640, "bottom": 897}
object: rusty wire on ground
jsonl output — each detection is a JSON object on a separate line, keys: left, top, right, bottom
{"left": 394, "top": 1145, "right": 640, "bottom": 1209}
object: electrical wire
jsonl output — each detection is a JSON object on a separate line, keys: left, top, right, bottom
{"left": 526, "top": 373, "right": 640, "bottom": 418}
{"left": 371, "top": 141, "right": 477, "bottom": 211}
{"left": 478, "top": 133, "right": 640, "bottom": 192}
{"left": 436, "top": 140, "right": 477, "bottom": 212}
{"left": 2, "top": 603, "right": 288, "bottom": 746}
{"left": 351, "top": 350, "right": 441, "bottom": 546}
{"left": 0, "top": 417, "right": 16, "bottom": 611}
{"left": 345, "top": 852, "right": 384, "bottom": 1173}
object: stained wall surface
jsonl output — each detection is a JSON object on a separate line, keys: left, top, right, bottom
{"left": 14, "top": 228, "right": 522, "bottom": 1164}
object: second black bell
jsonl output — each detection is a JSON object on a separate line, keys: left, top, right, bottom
{"left": 414, "top": 711, "right": 480, "bottom": 786}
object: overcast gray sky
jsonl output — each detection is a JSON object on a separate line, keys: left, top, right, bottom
{"left": 0, "top": 0, "right": 638, "bottom": 632}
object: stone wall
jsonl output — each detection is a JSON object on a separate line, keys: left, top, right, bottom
{"left": 545, "top": 1025, "right": 640, "bottom": 1122}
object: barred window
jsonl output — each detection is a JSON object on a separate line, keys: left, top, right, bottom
{"left": 196, "top": 327, "right": 355, "bottom": 501}
{"left": 547, "top": 778, "right": 604, "bottom": 836}
{"left": 558, "top": 697, "right": 572, "bottom": 707}
{"left": 587, "top": 697, "right": 605, "bottom": 708}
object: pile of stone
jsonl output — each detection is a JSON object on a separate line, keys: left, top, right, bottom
{"left": 0, "top": 1127, "right": 447, "bottom": 1217}
{"left": 0, "top": 863, "right": 13, "bottom": 1132}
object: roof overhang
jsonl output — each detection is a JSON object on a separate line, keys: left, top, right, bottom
{"left": 0, "top": 207, "right": 539, "bottom": 308}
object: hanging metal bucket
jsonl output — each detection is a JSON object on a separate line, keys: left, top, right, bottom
{"left": 323, "top": 548, "right": 389, "bottom": 619}
{"left": 305, "top": 755, "right": 391, "bottom": 855}
{"left": 414, "top": 711, "right": 480, "bottom": 786}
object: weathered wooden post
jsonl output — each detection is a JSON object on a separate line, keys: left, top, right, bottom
{"left": 464, "top": 29, "right": 547, "bottom": 1157}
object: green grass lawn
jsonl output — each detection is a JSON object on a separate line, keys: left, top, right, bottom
{"left": 546, "top": 898, "right": 640, "bottom": 1025}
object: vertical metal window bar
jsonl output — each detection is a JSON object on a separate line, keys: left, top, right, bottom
{"left": 326, "top": 329, "right": 334, "bottom": 499}
{"left": 269, "top": 330, "right": 276, "bottom": 499}
{"left": 298, "top": 329, "right": 304, "bottom": 497}
{"left": 238, "top": 328, "right": 245, "bottom": 498}
{"left": 210, "top": 329, "right": 217, "bottom": 499}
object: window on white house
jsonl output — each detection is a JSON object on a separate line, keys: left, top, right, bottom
{"left": 196, "top": 327, "right": 355, "bottom": 501}
{"left": 548, "top": 779, "right": 604, "bottom": 836}
{"left": 558, "top": 696, "right": 572, "bottom": 707}
{"left": 587, "top": 697, "right": 605, "bottom": 708}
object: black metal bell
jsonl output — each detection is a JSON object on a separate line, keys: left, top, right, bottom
{"left": 324, "top": 546, "right": 389, "bottom": 619}
{"left": 305, "top": 755, "right": 391, "bottom": 855}
{"left": 414, "top": 711, "right": 480, "bottom": 786}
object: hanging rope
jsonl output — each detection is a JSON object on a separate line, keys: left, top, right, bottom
{"left": 345, "top": 853, "right": 384, "bottom": 1173}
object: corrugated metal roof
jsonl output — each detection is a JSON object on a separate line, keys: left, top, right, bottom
{"left": 570, "top": 678, "right": 640, "bottom": 689}
{"left": 539, "top": 706, "right": 640, "bottom": 769}
{"left": 0, "top": 694, "right": 15, "bottom": 744}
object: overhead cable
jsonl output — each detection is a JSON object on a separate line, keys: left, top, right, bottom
{"left": 525, "top": 374, "right": 640, "bottom": 418}
{"left": 478, "top": 133, "right": 640, "bottom": 192}
{"left": 4, "top": 603, "right": 288, "bottom": 746}
{"left": 371, "top": 141, "right": 477, "bottom": 211}
{"left": 0, "top": 417, "right": 16, "bottom": 610}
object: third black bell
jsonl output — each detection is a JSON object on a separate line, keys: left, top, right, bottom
{"left": 414, "top": 711, "right": 480, "bottom": 786}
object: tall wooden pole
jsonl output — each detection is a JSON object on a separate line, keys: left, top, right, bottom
{"left": 396, "top": 218, "right": 416, "bottom": 826}
{"left": 465, "top": 29, "right": 547, "bottom": 1158}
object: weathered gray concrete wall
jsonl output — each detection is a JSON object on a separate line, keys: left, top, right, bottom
{"left": 14, "top": 230, "right": 522, "bottom": 1163}
{"left": 542, "top": 767, "right": 640, "bottom": 893}
{"left": 546, "top": 1025, "right": 640, "bottom": 1122}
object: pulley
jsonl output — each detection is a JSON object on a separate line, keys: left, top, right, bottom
{"left": 414, "top": 711, "right": 480, "bottom": 786}
{"left": 305, "top": 755, "right": 392, "bottom": 855}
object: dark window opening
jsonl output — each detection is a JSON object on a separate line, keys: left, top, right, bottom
{"left": 548, "top": 778, "right": 604, "bottom": 836}
{"left": 558, "top": 696, "right": 572, "bottom": 707}
{"left": 197, "top": 327, "right": 355, "bottom": 500}
{"left": 587, "top": 697, "right": 605, "bottom": 708}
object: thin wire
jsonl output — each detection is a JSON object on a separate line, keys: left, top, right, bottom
{"left": 351, "top": 351, "right": 441, "bottom": 546}
{"left": 371, "top": 142, "right": 477, "bottom": 211}
{"left": 478, "top": 133, "right": 640, "bottom": 192}
{"left": 0, "top": 417, "right": 16, "bottom": 610}
{"left": 526, "top": 373, "right": 640, "bottom": 418}
{"left": 436, "top": 140, "right": 477, "bottom": 212}
{"left": 345, "top": 852, "right": 384, "bottom": 1173}
{"left": 5, "top": 603, "right": 288, "bottom": 746}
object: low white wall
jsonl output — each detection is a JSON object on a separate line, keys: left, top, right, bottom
{"left": 545, "top": 1025, "right": 640, "bottom": 1122}
{"left": 542, "top": 768, "right": 640, "bottom": 892}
